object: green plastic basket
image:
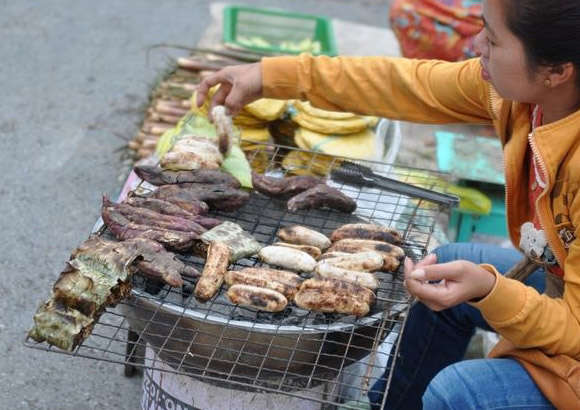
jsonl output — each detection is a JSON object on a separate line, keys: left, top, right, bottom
{"left": 223, "top": 5, "right": 337, "bottom": 56}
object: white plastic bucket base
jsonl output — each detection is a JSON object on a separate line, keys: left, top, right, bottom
{"left": 141, "top": 345, "right": 332, "bottom": 410}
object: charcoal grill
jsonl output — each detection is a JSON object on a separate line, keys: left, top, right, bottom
{"left": 24, "top": 142, "right": 450, "bottom": 409}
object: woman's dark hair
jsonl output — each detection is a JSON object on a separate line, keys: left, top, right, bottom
{"left": 504, "top": 0, "right": 580, "bottom": 90}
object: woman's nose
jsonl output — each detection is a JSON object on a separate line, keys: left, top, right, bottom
{"left": 473, "top": 30, "right": 487, "bottom": 57}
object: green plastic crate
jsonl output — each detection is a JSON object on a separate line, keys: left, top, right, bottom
{"left": 223, "top": 5, "right": 337, "bottom": 56}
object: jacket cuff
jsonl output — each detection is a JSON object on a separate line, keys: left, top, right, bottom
{"left": 262, "top": 56, "right": 303, "bottom": 100}
{"left": 470, "top": 264, "right": 528, "bottom": 324}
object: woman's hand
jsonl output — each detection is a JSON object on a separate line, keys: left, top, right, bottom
{"left": 403, "top": 255, "right": 496, "bottom": 311}
{"left": 196, "top": 62, "right": 263, "bottom": 117}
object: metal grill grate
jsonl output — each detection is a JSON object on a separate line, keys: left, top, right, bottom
{"left": 24, "top": 143, "right": 450, "bottom": 408}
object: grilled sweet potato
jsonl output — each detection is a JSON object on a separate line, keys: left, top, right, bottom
{"left": 287, "top": 185, "right": 357, "bottom": 213}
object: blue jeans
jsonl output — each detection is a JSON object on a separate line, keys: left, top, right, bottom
{"left": 368, "top": 243, "right": 553, "bottom": 409}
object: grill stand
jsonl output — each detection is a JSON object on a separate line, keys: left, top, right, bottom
{"left": 141, "top": 344, "right": 337, "bottom": 410}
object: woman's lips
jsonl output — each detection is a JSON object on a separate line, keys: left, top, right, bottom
{"left": 480, "top": 63, "right": 491, "bottom": 81}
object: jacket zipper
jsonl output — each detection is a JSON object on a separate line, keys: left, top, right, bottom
{"left": 527, "top": 132, "right": 565, "bottom": 269}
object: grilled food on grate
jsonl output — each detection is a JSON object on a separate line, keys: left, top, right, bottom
{"left": 271, "top": 242, "right": 322, "bottom": 259}
{"left": 294, "top": 278, "right": 375, "bottom": 317}
{"left": 29, "top": 237, "right": 142, "bottom": 351}
{"left": 195, "top": 221, "right": 262, "bottom": 263}
{"left": 316, "top": 251, "right": 384, "bottom": 272}
{"left": 123, "top": 196, "right": 221, "bottom": 229}
{"left": 123, "top": 196, "right": 201, "bottom": 219}
{"left": 227, "top": 284, "right": 288, "bottom": 312}
{"left": 194, "top": 242, "right": 231, "bottom": 301}
{"left": 160, "top": 136, "right": 223, "bottom": 170}
{"left": 101, "top": 203, "right": 199, "bottom": 253}
{"left": 134, "top": 166, "right": 241, "bottom": 188}
{"left": 122, "top": 237, "right": 201, "bottom": 287}
{"left": 150, "top": 184, "right": 249, "bottom": 212}
{"left": 315, "top": 262, "right": 379, "bottom": 290}
{"left": 276, "top": 225, "right": 331, "bottom": 250}
{"left": 258, "top": 245, "right": 317, "bottom": 273}
{"left": 327, "top": 239, "right": 404, "bottom": 272}
{"left": 251, "top": 172, "right": 323, "bottom": 198}
{"left": 225, "top": 267, "right": 301, "bottom": 301}
{"left": 287, "top": 184, "right": 357, "bottom": 213}
{"left": 329, "top": 223, "right": 403, "bottom": 245}
{"left": 103, "top": 195, "right": 206, "bottom": 235}
{"left": 145, "top": 186, "right": 210, "bottom": 215}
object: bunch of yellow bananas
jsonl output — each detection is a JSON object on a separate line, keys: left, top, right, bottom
{"left": 291, "top": 101, "right": 376, "bottom": 135}
{"left": 286, "top": 101, "right": 379, "bottom": 166}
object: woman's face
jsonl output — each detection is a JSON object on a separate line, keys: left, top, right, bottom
{"left": 473, "top": 0, "right": 546, "bottom": 102}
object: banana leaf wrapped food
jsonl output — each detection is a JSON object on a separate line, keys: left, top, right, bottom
{"left": 29, "top": 237, "right": 142, "bottom": 351}
{"left": 194, "top": 221, "right": 262, "bottom": 262}
{"left": 29, "top": 300, "right": 95, "bottom": 352}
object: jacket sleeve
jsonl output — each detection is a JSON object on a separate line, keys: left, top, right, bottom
{"left": 261, "top": 54, "right": 493, "bottom": 124}
{"left": 473, "top": 248, "right": 580, "bottom": 359}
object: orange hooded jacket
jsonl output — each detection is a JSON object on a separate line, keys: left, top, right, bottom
{"left": 261, "top": 54, "right": 580, "bottom": 409}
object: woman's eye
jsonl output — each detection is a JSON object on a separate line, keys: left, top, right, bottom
{"left": 487, "top": 37, "right": 496, "bottom": 46}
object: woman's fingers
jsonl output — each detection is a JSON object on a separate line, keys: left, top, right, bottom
{"left": 208, "top": 83, "right": 232, "bottom": 117}
{"left": 196, "top": 71, "right": 228, "bottom": 108}
{"left": 409, "top": 262, "right": 463, "bottom": 282}
{"left": 404, "top": 278, "right": 452, "bottom": 310}
{"left": 416, "top": 253, "right": 437, "bottom": 268}
{"left": 196, "top": 62, "right": 263, "bottom": 116}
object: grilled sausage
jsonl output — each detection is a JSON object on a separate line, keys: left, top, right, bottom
{"left": 258, "top": 246, "right": 317, "bottom": 272}
{"left": 227, "top": 284, "right": 288, "bottom": 312}
{"left": 315, "top": 262, "right": 379, "bottom": 290}
{"left": 276, "top": 226, "right": 331, "bottom": 250}
{"left": 225, "top": 268, "right": 301, "bottom": 300}
{"left": 194, "top": 242, "right": 231, "bottom": 301}
{"left": 294, "top": 279, "right": 374, "bottom": 316}
{"left": 327, "top": 239, "right": 404, "bottom": 271}
{"left": 317, "top": 251, "right": 384, "bottom": 272}
{"left": 272, "top": 242, "right": 322, "bottom": 259}
{"left": 329, "top": 224, "right": 403, "bottom": 244}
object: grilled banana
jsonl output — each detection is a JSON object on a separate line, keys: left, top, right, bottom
{"left": 276, "top": 225, "right": 331, "bottom": 250}
{"left": 317, "top": 251, "right": 352, "bottom": 261}
{"left": 258, "top": 246, "right": 317, "bottom": 272}
{"left": 315, "top": 262, "right": 379, "bottom": 290}
{"left": 329, "top": 224, "right": 403, "bottom": 245}
{"left": 317, "top": 251, "right": 383, "bottom": 272}
{"left": 224, "top": 267, "right": 301, "bottom": 300}
{"left": 327, "top": 239, "right": 404, "bottom": 271}
{"left": 227, "top": 284, "right": 288, "bottom": 312}
{"left": 272, "top": 242, "right": 322, "bottom": 259}
{"left": 299, "top": 278, "right": 376, "bottom": 305}
{"left": 194, "top": 242, "right": 231, "bottom": 301}
{"left": 294, "top": 279, "right": 374, "bottom": 316}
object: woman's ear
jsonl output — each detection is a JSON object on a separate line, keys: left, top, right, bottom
{"left": 546, "top": 62, "right": 575, "bottom": 88}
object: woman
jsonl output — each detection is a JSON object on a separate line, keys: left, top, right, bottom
{"left": 196, "top": 0, "right": 580, "bottom": 408}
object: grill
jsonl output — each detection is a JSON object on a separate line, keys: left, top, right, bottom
{"left": 24, "top": 142, "right": 449, "bottom": 409}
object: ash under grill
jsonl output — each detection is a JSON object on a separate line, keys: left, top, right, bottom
{"left": 25, "top": 143, "right": 449, "bottom": 408}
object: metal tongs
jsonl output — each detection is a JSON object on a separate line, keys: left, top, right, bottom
{"left": 330, "top": 161, "right": 460, "bottom": 208}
